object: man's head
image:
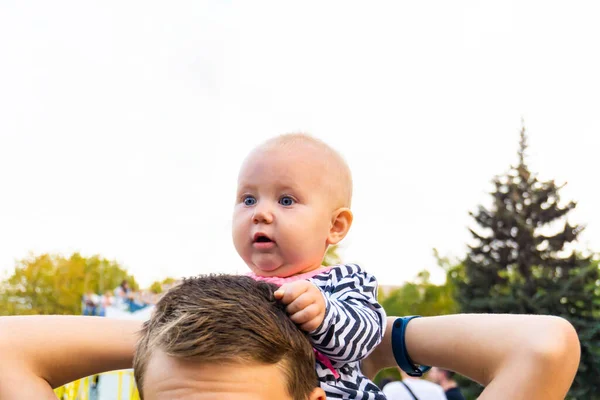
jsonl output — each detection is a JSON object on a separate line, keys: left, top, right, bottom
{"left": 134, "top": 274, "right": 325, "bottom": 400}
{"left": 428, "top": 367, "right": 455, "bottom": 384}
{"left": 232, "top": 133, "right": 354, "bottom": 277}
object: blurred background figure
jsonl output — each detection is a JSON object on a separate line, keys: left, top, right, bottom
{"left": 378, "top": 377, "right": 393, "bottom": 391}
{"left": 82, "top": 290, "right": 100, "bottom": 316}
{"left": 429, "top": 367, "right": 465, "bottom": 400}
{"left": 383, "top": 369, "right": 445, "bottom": 400}
{"left": 112, "top": 279, "right": 132, "bottom": 311}
{"left": 97, "top": 290, "right": 113, "bottom": 317}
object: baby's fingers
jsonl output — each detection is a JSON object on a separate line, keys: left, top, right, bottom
{"left": 300, "top": 316, "right": 323, "bottom": 332}
{"left": 286, "top": 292, "right": 316, "bottom": 315}
{"left": 274, "top": 281, "right": 310, "bottom": 304}
{"left": 290, "top": 303, "right": 321, "bottom": 326}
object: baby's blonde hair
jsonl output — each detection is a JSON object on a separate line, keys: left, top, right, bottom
{"left": 258, "top": 133, "right": 353, "bottom": 209}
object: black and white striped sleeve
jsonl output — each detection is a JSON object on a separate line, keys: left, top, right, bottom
{"left": 308, "top": 264, "right": 387, "bottom": 365}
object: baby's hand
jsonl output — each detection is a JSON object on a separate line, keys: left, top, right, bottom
{"left": 274, "top": 280, "right": 326, "bottom": 332}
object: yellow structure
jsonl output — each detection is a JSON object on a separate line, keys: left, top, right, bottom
{"left": 54, "top": 370, "right": 140, "bottom": 400}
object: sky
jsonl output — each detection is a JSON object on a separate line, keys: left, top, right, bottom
{"left": 1, "top": 1, "right": 599, "bottom": 288}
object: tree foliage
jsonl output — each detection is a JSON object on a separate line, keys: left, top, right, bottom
{"left": 380, "top": 268, "right": 458, "bottom": 318}
{"left": 374, "top": 252, "right": 459, "bottom": 387}
{"left": 454, "top": 126, "right": 600, "bottom": 399}
{"left": 148, "top": 277, "right": 178, "bottom": 294}
{"left": 0, "top": 253, "right": 138, "bottom": 316}
{"left": 323, "top": 245, "right": 343, "bottom": 266}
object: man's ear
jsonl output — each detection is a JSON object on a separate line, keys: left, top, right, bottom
{"left": 326, "top": 208, "right": 353, "bottom": 245}
{"left": 308, "top": 387, "right": 327, "bottom": 400}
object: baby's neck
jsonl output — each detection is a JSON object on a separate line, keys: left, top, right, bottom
{"left": 292, "top": 264, "right": 330, "bottom": 277}
{"left": 295, "top": 263, "right": 328, "bottom": 276}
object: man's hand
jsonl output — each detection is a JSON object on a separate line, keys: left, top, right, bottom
{"left": 274, "top": 280, "right": 326, "bottom": 332}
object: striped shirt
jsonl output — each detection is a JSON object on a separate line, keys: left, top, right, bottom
{"left": 251, "top": 264, "right": 387, "bottom": 399}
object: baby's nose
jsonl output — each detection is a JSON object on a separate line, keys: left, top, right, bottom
{"left": 252, "top": 205, "right": 274, "bottom": 224}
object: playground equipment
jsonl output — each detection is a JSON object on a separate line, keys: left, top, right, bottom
{"left": 54, "top": 370, "right": 140, "bottom": 400}
{"left": 55, "top": 303, "right": 154, "bottom": 400}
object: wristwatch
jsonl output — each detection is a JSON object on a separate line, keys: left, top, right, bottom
{"left": 391, "top": 316, "right": 432, "bottom": 377}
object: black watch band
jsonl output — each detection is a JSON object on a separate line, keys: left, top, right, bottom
{"left": 391, "top": 316, "right": 432, "bottom": 377}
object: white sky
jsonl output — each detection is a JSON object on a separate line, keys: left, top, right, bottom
{"left": 1, "top": 1, "right": 599, "bottom": 288}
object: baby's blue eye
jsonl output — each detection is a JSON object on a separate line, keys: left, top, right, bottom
{"left": 243, "top": 196, "right": 257, "bottom": 206}
{"left": 279, "top": 196, "right": 295, "bottom": 206}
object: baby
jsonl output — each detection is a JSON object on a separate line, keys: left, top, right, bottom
{"left": 232, "top": 133, "right": 387, "bottom": 399}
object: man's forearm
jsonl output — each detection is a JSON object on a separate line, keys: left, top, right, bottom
{"left": 0, "top": 316, "right": 141, "bottom": 395}
{"left": 363, "top": 314, "right": 580, "bottom": 400}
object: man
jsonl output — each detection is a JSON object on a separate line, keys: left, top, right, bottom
{"left": 383, "top": 370, "right": 445, "bottom": 400}
{"left": 133, "top": 274, "right": 324, "bottom": 399}
{"left": 429, "top": 367, "right": 465, "bottom": 400}
{"left": 0, "top": 274, "right": 582, "bottom": 399}
{"left": 0, "top": 274, "right": 324, "bottom": 400}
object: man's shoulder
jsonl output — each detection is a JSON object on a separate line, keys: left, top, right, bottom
{"left": 409, "top": 379, "right": 446, "bottom": 398}
{"left": 382, "top": 381, "right": 410, "bottom": 398}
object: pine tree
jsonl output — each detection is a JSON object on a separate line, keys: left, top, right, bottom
{"left": 454, "top": 125, "right": 600, "bottom": 399}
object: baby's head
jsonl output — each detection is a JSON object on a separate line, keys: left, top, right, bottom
{"left": 232, "top": 133, "right": 353, "bottom": 277}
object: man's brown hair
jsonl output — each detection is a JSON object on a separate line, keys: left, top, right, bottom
{"left": 133, "top": 274, "right": 318, "bottom": 400}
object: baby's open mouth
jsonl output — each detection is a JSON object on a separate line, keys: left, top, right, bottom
{"left": 253, "top": 233, "right": 275, "bottom": 244}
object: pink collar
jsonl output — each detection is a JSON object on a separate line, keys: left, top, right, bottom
{"left": 247, "top": 266, "right": 331, "bottom": 286}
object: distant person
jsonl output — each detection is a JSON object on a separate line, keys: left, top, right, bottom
{"left": 98, "top": 290, "right": 113, "bottom": 316}
{"left": 429, "top": 367, "right": 465, "bottom": 400}
{"left": 378, "top": 377, "right": 393, "bottom": 390}
{"left": 82, "top": 290, "right": 99, "bottom": 316}
{"left": 128, "top": 291, "right": 148, "bottom": 313}
{"left": 383, "top": 370, "right": 445, "bottom": 400}
{"left": 113, "top": 279, "right": 132, "bottom": 311}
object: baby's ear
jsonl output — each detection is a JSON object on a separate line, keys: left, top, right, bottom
{"left": 327, "top": 208, "right": 353, "bottom": 245}
{"left": 308, "top": 387, "right": 327, "bottom": 400}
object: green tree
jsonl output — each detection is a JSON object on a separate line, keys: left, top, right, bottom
{"left": 454, "top": 126, "right": 600, "bottom": 399}
{"left": 149, "top": 281, "right": 163, "bottom": 294}
{"left": 148, "top": 277, "right": 178, "bottom": 294}
{"left": 379, "top": 254, "right": 459, "bottom": 318}
{"left": 323, "top": 245, "right": 343, "bottom": 266}
{"left": 0, "top": 252, "right": 138, "bottom": 316}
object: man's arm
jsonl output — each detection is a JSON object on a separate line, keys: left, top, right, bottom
{"left": 362, "top": 314, "right": 580, "bottom": 400}
{"left": 0, "top": 316, "right": 141, "bottom": 399}
{"left": 1, "top": 314, "right": 580, "bottom": 400}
